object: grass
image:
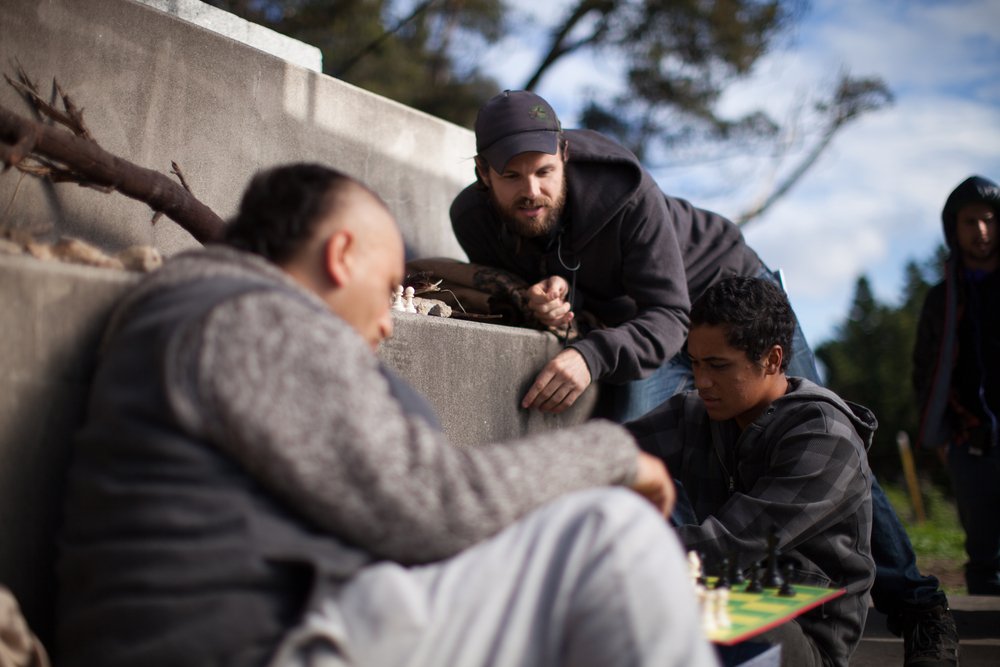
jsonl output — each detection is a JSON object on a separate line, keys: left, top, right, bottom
{"left": 881, "top": 480, "right": 967, "bottom": 594}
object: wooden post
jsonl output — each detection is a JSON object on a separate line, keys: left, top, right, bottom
{"left": 896, "top": 431, "right": 926, "bottom": 523}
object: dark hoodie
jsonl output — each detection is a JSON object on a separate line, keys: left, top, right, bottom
{"left": 628, "top": 378, "right": 876, "bottom": 667}
{"left": 450, "top": 129, "right": 763, "bottom": 384}
{"left": 913, "top": 175, "right": 1000, "bottom": 450}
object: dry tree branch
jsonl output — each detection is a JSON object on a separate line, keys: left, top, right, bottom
{"left": 170, "top": 160, "right": 192, "bottom": 193}
{"left": 0, "top": 67, "right": 224, "bottom": 243}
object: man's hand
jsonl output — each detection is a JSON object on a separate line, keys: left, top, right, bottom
{"left": 526, "top": 276, "right": 574, "bottom": 328}
{"left": 630, "top": 452, "right": 676, "bottom": 518}
{"left": 521, "top": 348, "right": 592, "bottom": 413}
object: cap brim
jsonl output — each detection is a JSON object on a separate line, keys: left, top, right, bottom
{"left": 481, "top": 131, "right": 559, "bottom": 173}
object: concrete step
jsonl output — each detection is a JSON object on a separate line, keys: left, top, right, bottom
{"left": 852, "top": 595, "right": 1000, "bottom": 666}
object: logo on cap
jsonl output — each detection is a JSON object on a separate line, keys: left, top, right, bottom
{"left": 528, "top": 105, "right": 549, "bottom": 120}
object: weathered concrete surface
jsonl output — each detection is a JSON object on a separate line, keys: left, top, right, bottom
{"left": 136, "top": 0, "right": 324, "bottom": 72}
{"left": 0, "top": 253, "right": 596, "bottom": 640}
{"left": 382, "top": 313, "right": 598, "bottom": 446}
{"left": 0, "top": 0, "right": 473, "bottom": 261}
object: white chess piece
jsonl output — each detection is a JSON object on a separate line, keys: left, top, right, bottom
{"left": 701, "top": 589, "right": 718, "bottom": 632}
{"left": 715, "top": 588, "right": 731, "bottom": 628}
{"left": 391, "top": 285, "right": 405, "bottom": 312}
{"left": 403, "top": 286, "right": 417, "bottom": 314}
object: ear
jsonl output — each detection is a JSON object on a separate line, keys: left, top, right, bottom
{"left": 475, "top": 157, "right": 491, "bottom": 188}
{"left": 323, "top": 228, "right": 355, "bottom": 288}
{"left": 763, "top": 345, "right": 784, "bottom": 376}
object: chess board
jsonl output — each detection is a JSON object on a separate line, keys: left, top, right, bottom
{"left": 702, "top": 577, "right": 845, "bottom": 645}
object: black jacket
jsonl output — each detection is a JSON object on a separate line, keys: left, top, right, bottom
{"left": 913, "top": 175, "right": 1000, "bottom": 449}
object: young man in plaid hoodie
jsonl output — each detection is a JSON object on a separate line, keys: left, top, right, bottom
{"left": 628, "top": 276, "right": 876, "bottom": 667}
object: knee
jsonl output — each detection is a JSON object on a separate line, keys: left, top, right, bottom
{"left": 549, "top": 487, "right": 670, "bottom": 547}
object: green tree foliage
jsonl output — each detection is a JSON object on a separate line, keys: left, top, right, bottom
{"left": 816, "top": 248, "right": 945, "bottom": 482}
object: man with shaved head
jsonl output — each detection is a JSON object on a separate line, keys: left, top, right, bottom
{"left": 55, "top": 163, "right": 717, "bottom": 667}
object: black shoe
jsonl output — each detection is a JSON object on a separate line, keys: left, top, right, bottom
{"left": 887, "top": 604, "right": 959, "bottom": 667}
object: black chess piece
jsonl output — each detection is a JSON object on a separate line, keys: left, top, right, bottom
{"left": 744, "top": 562, "right": 764, "bottom": 593}
{"left": 714, "top": 557, "right": 731, "bottom": 589}
{"left": 728, "top": 550, "right": 746, "bottom": 586}
{"left": 763, "top": 529, "right": 784, "bottom": 588}
{"left": 778, "top": 562, "right": 796, "bottom": 597}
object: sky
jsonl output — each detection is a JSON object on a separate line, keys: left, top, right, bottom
{"left": 477, "top": 0, "right": 1000, "bottom": 347}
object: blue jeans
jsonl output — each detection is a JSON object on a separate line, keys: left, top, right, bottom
{"left": 947, "top": 441, "right": 1000, "bottom": 595}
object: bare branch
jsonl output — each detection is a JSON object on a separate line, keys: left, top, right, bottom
{"left": 55, "top": 81, "right": 94, "bottom": 141}
{"left": 171, "top": 160, "right": 192, "bottom": 194}
{"left": 0, "top": 103, "right": 224, "bottom": 243}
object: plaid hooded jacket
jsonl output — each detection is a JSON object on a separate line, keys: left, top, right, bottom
{"left": 628, "top": 377, "right": 876, "bottom": 667}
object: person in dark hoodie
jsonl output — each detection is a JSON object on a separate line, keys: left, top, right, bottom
{"left": 914, "top": 175, "right": 1000, "bottom": 597}
{"left": 450, "top": 89, "right": 820, "bottom": 422}
{"left": 451, "top": 90, "right": 958, "bottom": 667}
{"left": 628, "top": 276, "right": 876, "bottom": 667}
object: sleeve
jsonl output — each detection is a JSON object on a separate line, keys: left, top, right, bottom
{"left": 168, "top": 291, "right": 639, "bottom": 565}
{"left": 625, "top": 393, "right": 689, "bottom": 469}
{"left": 676, "top": 405, "right": 869, "bottom": 566}
{"left": 569, "top": 186, "right": 691, "bottom": 383}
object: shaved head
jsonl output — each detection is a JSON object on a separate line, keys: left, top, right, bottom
{"left": 224, "top": 163, "right": 405, "bottom": 349}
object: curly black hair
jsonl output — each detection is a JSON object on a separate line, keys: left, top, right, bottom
{"left": 690, "top": 276, "right": 795, "bottom": 371}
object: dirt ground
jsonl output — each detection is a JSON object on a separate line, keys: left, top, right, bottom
{"left": 919, "top": 557, "right": 967, "bottom": 594}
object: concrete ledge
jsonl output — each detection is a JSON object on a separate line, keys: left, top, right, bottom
{"left": 135, "top": 0, "right": 324, "bottom": 72}
{"left": 382, "top": 313, "right": 598, "bottom": 446}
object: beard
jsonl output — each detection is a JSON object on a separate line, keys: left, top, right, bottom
{"left": 489, "top": 176, "right": 567, "bottom": 239}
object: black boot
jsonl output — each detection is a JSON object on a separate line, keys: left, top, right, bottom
{"left": 886, "top": 603, "right": 960, "bottom": 666}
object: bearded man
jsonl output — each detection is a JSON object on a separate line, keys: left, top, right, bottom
{"left": 450, "top": 90, "right": 817, "bottom": 421}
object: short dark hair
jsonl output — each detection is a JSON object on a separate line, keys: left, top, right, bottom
{"left": 224, "top": 163, "right": 373, "bottom": 264}
{"left": 690, "top": 276, "right": 796, "bottom": 371}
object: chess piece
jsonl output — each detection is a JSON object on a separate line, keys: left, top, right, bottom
{"left": 715, "top": 588, "right": 732, "bottom": 629}
{"left": 728, "top": 550, "right": 746, "bottom": 586}
{"left": 701, "top": 589, "right": 718, "bottom": 632}
{"left": 687, "top": 551, "right": 703, "bottom": 586}
{"left": 763, "top": 528, "right": 784, "bottom": 588}
{"left": 778, "top": 562, "right": 797, "bottom": 597}
{"left": 403, "top": 286, "right": 417, "bottom": 313}
{"left": 744, "top": 562, "right": 764, "bottom": 593}
{"left": 391, "top": 285, "right": 405, "bottom": 312}
{"left": 714, "top": 557, "right": 731, "bottom": 589}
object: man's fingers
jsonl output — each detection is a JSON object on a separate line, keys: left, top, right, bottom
{"left": 522, "top": 366, "right": 556, "bottom": 409}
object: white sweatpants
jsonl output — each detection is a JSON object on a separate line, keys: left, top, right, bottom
{"left": 269, "top": 487, "right": 719, "bottom": 667}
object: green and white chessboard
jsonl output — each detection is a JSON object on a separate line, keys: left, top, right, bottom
{"left": 701, "top": 577, "right": 845, "bottom": 645}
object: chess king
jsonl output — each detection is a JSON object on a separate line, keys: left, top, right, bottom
{"left": 629, "top": 276, "right": 875, "bottom": 667}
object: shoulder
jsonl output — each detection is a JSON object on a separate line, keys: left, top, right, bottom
{"left": 450, "top": 182, "right": 491, "bottom": 226}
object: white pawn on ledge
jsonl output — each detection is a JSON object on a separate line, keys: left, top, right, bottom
{"left": 403, "top": 286, "right": 417, "bottom": 314}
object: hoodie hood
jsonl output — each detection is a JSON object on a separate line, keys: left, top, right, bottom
{"left": 941, "top": 175, "right": 1000, "bottom": 252}
{"left": 561, "top": 129, "right": 648, "bottom": 246}
{"left": 771, "top": 378, "right": 878, "bottom": 451}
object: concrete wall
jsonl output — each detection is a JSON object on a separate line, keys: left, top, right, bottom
{"left": 0, "top": 0, "right": 473, "bottom": 261}
{"left": 135, "top": 0, "right": 324, "bottom": 72}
